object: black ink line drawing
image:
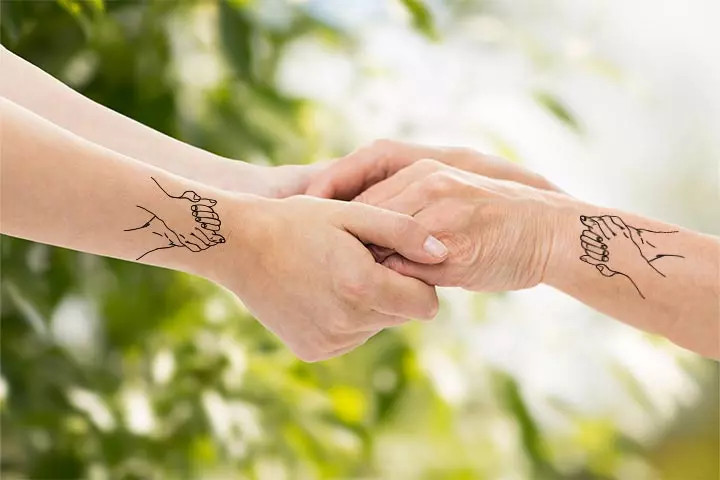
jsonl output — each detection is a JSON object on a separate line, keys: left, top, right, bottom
{"left": 578, "top": 215, "right": 684, "bottom": 299}
{"left": 125, "top": 177, "right": 225, "bottom": 261}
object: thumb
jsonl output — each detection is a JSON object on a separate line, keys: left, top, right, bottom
{"left": 382, "top": 254, "right": 444, "bottom": 286}
{"left": 596, "top": 264, "right": 616, "bottom": 277}
{"left": 180, "top": 190, "right": 201, "bottom": 202}
{"left": 341, "top": 203, "right": 448, "bottom": 264}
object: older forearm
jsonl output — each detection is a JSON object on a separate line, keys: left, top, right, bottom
{"left": 544, "top": 196, "right": 720, "bottom": 358}
{"left": 0, "top": 97, "right": 258, "bottom": 282}
{"left": 0, "top": 46, "right": 272, "bottom": 195}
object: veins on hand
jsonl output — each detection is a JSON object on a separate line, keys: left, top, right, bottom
{"left": 124, "top": 177, "right": 225, "bottom": 261}
{"left": 577, "top": 215, "right": 684, "bottom": 299}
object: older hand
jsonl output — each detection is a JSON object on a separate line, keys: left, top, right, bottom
{"left": 216, "top": 194, "right": 448, "bottom": 361}
{"left": 306, "top": 139, "right": 562, "bottom": 200}
{"left": 356, "top": 159, "right": 561, "bottom": 291}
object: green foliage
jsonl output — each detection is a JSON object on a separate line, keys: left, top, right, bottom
{"left": 0, "top": 1, "right": 716, "bottom": 480}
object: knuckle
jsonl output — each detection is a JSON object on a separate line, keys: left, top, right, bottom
{"left": 370, "top": 138, "right": 397, "bottom": 151}
{"left": 425, "top": 171, "right": 457, "bottom": 196}
{"left": 416, "top": 158, "right": 443, "bottom": 171}
{"left": 337, "top": 274, "right": 371, "bottom": 303}
{"left": 392, "top": 215, "right": 420, "bottom": 240}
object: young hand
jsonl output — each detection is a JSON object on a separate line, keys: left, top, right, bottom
{"left": 211, "top": 195, "right": 449, "bottom": 362}
{"left": 306, "top": 139, "right": 562, "bottom": 200}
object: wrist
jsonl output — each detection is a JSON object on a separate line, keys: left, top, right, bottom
{"left": 540, "top": 194, "right": 593, "bottom": 288}
{"left": 181, "top": 191, "right": 274, "bottom": 287}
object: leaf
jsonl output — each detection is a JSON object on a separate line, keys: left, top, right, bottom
{"left": 534, "top": 90, "right": 582, "bottom": 133}
{"left": 399, "top": 0, "right": 438, "bottom": 40}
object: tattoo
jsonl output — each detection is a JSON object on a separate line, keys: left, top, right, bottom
{"left": 578, "top": 215, "right": 684, "bottom": 299}
{"left": 125, "top": 177, "right": 225, "bottom": 261}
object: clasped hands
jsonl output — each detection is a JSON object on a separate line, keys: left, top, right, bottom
{"left": 215, "top": 140, "right": 570, "bottom": 362}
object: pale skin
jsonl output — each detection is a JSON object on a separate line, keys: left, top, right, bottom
{"left": 333, "top": 156, "right": 719, "bottom": 359}
{"left": 0, "top": 46, "right": 322, "bottom": 198}
{"left": 1, "top": 98, "right": 450, "bottom": 362}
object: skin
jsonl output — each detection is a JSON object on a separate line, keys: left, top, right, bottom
{"left": 1, "top": 98, "right": 449, "bottom": 362}
{"left": 306, "top": 138, "right": 563, "bottom": 200}
{"left": 355, "top": 159, "right": 720, "bottom": 359}
{"left": 0, "top": 46, "right": 321, "bottom": 199}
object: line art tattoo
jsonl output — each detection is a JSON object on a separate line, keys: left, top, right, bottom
{"left": 125, "top": 177, "right": 225, "bottom": 261}
{"left": 578, "top": 215, "right": 684, "bottom": 299}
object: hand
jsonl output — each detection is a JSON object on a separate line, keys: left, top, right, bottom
{"left": 578, "top": 215, "right": 679, "bottom": 298}
{"left": 306, "top": 139, "right": 562, "bottom": 200}
{"left": 150, "top": 177, "right": 225, "bottom": 251}
{"left": 355, "top": 159, "right": 558, "bottom": 291}
{"left": 215, "top": 195, "right": 449, "bottom": 362}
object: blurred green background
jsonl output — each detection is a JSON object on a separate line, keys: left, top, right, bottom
{"left": 1, "top": 1, "right": 718, "bottom": 479}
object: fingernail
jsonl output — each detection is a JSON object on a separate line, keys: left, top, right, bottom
{"left": 602, "top": 256, "right": 608, "bottom": 261}
{"left": 423, "top": 235, "right": 448, "bottom": 258}
{"left": 602, "top": 244, "right": 607, "bottom": 249}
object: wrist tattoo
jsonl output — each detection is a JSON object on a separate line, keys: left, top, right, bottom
{"left": 124, "top": 177, "right": 225, "bottom": 261}
{"left": 577, "top": 215, "right": 684, "bottom": 299}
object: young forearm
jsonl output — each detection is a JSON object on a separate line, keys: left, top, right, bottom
{"left": 0, "top": 46, "right": 271, "bottom": 195}
{"left": 544, "top": 197, "right": 720, "bottom": 357}
{"left": 0, "top": 97, "right": 256, "bottom": 282}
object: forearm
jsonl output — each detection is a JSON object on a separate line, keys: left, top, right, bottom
{"left": 0, "top": 97, "right": 255, "bottom": 283}
{"left": 543, "top": 196, "right": 720, "bottom": 357}
{"left": 0, "top": 46, "right": 271, "bottom": 195}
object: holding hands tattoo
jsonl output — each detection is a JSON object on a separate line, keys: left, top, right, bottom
{"left": 125, "top": 177, "right": 225, "bottom": 260}
{"left": 578, "top": 215, "right": 683, "bottom": 298}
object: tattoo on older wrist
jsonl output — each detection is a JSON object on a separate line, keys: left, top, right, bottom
{"left": 124, "top": 177, "right": 225, "bottom": 261}
{"left": 577, "top": 215, "right": 684, "bottom": 299}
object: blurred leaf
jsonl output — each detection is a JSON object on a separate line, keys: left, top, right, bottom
{"left": 399, "top": 0, "right": 438, "bottom": 40}
{"left": 534, "top": 90, "right": 582, "bottom": 133}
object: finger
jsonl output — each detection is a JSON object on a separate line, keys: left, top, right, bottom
{"left": 610, "top": 216, "right": 631, "bottom": 237}
{"left": 596, "top": 264, "right": 616, "bottom": 277}
{"left": 342, "top": 203, "right": 448, "bottom": 264}
{"left": 194, "top": 198, "right": 217, "bottom": 208}
{"left": 367, "top": 244, "right": 394, "bottom": 263}
{"left": 580, "top": 255, "right": 603, "bottom": 266}
{"left": 588, "top": 216, "right": 613, "bottom": 239}
{"left": 180, "top": 191, "right": 201, "bottom": 202}
{"left": 354, "top": 158, "right": 442, "bottom": 206}
{"left": 381, "top": 254, "right": 446, "bottom": 286}
{"left": 193, "top": 228, "right": 217, "bottom": 245}
{"left": 191, "top": 205, "right": 215, "bottom": 214}
{"left": 305, "top": 148, "right": 395, "bottom": 200}
{"left": 599, "top": 216, "right": 619, "bottom": 236}
{"left": 196, "top": 217, "right": 221, "bottom": 227}
{"left": 190, "top": 232, "right": 213, "bottom": 248}
{"left": 200, "top": 223, "right": 220, "bottom": 231}
{"left": 585, "top": 249, "right": 608, "bottom": 262}
{"left": 582, "top": 229, "right": 604, "bottom": 244}
{"left": 581, "top": 242, "right": 606, "bottom": 256}
{"left": 180, "top": 236, "right": 202, "bottom": 252}
{"left": 374, "top": 179, "right": 431, "bottom": 217}
{"left": 194, "top": 211, "right": 219, "bottom": 221}
{"left": 366, "top": 262, "right": 439, "bottom": 320}
{"left": 211, "top": 234, "right": 225, "bottom": 244}
{"left": 580, "top": 233, "right": 604, "bottom": 249}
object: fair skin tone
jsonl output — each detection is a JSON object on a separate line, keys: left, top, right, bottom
{"left": 0, "top": 46, "right": 321, "bottom": 199}
{"left": 1, "top": 98, "right": 450, "bottom": 362}
{"left": 346, "top": 158, "right": 719, "bottom": 359}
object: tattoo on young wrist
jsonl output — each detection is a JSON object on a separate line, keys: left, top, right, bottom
{"left": 577, "top": 215, "right": 684, "bottom": 299}
{"left": 124, "top": 177, "right": 225, "bottom": 261}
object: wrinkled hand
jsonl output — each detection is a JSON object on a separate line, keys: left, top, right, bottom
{"left": 356, "top": 159, "right": 557, "bottom": 292}
{"left": 306, "top": 139, "right": 562, "bottom": 200}
{"left": 219, "top": 195, "right": 448, "bottom": 362}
